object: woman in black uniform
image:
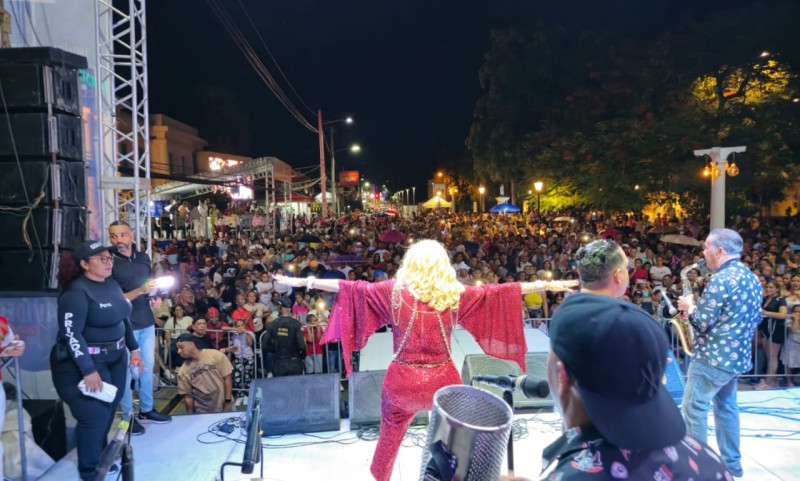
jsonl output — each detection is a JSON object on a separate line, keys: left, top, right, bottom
{"left": 50, "top": 240, "right": 142, "bottom": 480}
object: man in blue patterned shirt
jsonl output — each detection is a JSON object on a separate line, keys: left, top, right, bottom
{"left": 678, "top": 228, "right": 761, "bottom": 478}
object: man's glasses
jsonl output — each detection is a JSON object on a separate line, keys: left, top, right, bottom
{"left": 91, "top": 255, "right": 113, "bottom": 264}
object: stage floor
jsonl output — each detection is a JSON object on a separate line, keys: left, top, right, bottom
{"left": 37, "top": 387, "right": 800, "bottom": 481}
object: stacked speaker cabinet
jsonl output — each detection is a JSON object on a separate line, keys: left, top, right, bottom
{"left": 0, "top": 48, "right": 88, "bottom": 291}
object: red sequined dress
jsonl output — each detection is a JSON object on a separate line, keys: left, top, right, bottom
{"left": 321, "top": 279, "right": 526, "bottom": 481}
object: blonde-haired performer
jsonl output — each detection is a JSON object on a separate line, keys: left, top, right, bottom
{"left": 274, "top": 239, "right": 576, "bottom": 481}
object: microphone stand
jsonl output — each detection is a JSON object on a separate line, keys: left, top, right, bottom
{"left": 92, "top": 415, "right": 134, "bottom": 481}
{"left": 502, "top": 390, "right": 515, "bottom": 479}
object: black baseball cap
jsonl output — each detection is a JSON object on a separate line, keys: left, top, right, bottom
{"left": 277, "top": 296, "right": 293, "bottom": 308}
{"left": 549, "top": 293, "right": 685, "bottom": 451}
{"left": 74, "top": 240, "right": 112, "bottom": 261}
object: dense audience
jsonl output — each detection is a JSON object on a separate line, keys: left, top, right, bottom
{"left": 144, "top": 200, "right": 800, "bottom": 402}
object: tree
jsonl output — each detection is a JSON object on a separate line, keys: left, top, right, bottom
{"left": 469, "top": 2, "right": 800, "bottom": 218}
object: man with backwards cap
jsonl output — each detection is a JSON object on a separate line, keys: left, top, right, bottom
{"left": 262, "top": 296, "right": 306, "bottom": 376}
{"left": 526, "top": 294, "right": 731, "bottom": 480}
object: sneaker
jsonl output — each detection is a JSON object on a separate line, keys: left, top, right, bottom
{"left": 138, "top": 410, "right": 172, "bottom": 424}
{"left": 130, "top": 418, "right": 145, "bottom": 436}
{"left": 103, "top": 463, "right": 120, "bottom": 479}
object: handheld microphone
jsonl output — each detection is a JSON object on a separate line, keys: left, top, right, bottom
{"left": 656, "top": 287, "right": 678, "bottom": 316}
{"left": 241, "top": 387, "right": 263, "bottom": 474}
{"left": 472, "top": 374, "right": 550, "bottom": 398}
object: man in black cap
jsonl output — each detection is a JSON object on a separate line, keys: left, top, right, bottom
{"left": 263, "top": 296, "right": 306, "bottom": 377}
{"left": 532, "top": 293, "right": 730, "bottom": 480}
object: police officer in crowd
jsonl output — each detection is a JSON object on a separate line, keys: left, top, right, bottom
{"left": 263, "top": 296, "right": 306, "bottom": 376}
{"left": 109, "top": 220, "right": 172, "bottom": 435}
{"left": 50, "top": 240, "right": 142, "bottom": 481}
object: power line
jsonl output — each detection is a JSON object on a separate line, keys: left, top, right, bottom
{"left": 234, "top": 0, "right": 316, "bottom": 117}
{"left": 206, "top": 0, "right": 318, "bottom": 133}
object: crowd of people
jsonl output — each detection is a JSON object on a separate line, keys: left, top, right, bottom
{"left": 144, "top": 200, "right": 800, "bottom": 391}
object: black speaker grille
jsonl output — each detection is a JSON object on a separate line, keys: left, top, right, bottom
{"left": 249, "top": 373, "right": 341, "bottom": 436}
{"left": 0, "top": 205, "right": 86, "bottom": 249}
{"left": 0, "top": 160, "right": 86, "bottom": 206}
{"left": 349, "top": 370, "right": 428, "bottom": 429}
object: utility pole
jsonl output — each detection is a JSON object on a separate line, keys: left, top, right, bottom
{"left": 330, "top": 126, "right": 338, "bottom": 216}
{"left": 317, "top": 110, "right": 327, "bottom": 220}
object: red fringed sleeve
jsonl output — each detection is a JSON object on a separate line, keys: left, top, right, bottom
{"left": 320, "top": 280, "right": 393, "bottom": 376}
{"left": 458, "top": 282, "right": 527, "bottom": 372}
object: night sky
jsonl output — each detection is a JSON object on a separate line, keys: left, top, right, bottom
{"left": 146, "top": 0, "right": 761, "bottom": 196}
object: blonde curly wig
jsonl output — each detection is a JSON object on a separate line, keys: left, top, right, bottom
{"left": 395, "top": 239, "right": 464, "bottom": 312}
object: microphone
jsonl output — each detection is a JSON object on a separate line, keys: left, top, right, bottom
{"left": 656, "top": 287, "right": 678, "bottom": 316}
{"left": 241, "top": 387, "right": 263, "bottom": 474}
{"left": 472, "top": 374, "right": 550, "bottom": 398}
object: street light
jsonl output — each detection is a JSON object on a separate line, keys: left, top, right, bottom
{"left": 534, "top": 181, "right": 543, "bottom": 226}
{"left": 478, "top": 186, "right": 485, "bottom": 213}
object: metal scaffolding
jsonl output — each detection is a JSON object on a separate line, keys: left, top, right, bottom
{"left": 95, "top": 0, "right": 152, "bottom": 254}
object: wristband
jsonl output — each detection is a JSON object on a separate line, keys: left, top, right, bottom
{"left": 307, "top": 277, "right": 315, "bottom": 290}
{"left": 225, "top": 398, "right": 232, "bottom": 403}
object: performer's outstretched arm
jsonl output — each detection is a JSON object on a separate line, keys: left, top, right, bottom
{"left": 520, "top": 279, "right": 578, "bottom": 294}
{"left": 273, "top": 274, "right": 340, "bottom": 292}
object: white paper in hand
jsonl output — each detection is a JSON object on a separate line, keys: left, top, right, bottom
{"left": 77, "top": 380, "right": 118, "bottom": 403}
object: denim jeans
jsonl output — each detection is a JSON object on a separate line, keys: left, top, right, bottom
{"left": 121, "top": 326, "right": 156, "bottom": 415}
{"left": 682, "top": 359, "right": 742, "bottom": 475}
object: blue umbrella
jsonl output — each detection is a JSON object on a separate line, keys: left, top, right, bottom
{"left": 489, "top": 202, "right": 521, "bottom": 213}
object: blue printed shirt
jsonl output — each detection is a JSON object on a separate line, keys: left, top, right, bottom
{"left": 690, "top": 258, "right": 762, "bottom": 373}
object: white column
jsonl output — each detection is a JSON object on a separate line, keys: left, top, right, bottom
{"left": 694, "top": 146, "right": 746, "bottom": 230}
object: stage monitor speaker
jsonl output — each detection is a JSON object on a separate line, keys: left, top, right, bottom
{"left": 0, "top": 113, "right": 83, "bottom": 161}
{"left": 248, "top": 373, "right": 340, "bottom": 436}
{"left": 348, "top": 370, "right": 428, "bottom": 430}
{"left": 0, "top": 205, "right": 86, "bottom": 249}
{"left": 0, "top": 63, "right": 81, "bottom": 116}
{"left": 461, "top": 352, "right": 554, "bottom": 410}
{"left": 0, "top": 248, "right": 68, "bottom": 291}
{"left": 22, "top": 399, "right": 68, "bottom": 461}
{"left": 0, "top": 160, "right": 87, "bottom": 206}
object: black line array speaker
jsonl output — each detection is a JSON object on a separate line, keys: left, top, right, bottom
{"left": 348, "top": 370, "right": 428, "bottom": 430}
{"left": 248, "top": 373, "right": 341, "bottom": 436}
{"left": 0, "top": 47, "right": 88, "bottom": 292}
{"left": 0, "top": 63, "right": 82, "bottom": 116}
{"left": 461, "top": 352, "right": 554, "bottom": 410}
{"left": 0, "top": 160, "right": 87, "bottom": 206}
{"left": 0, "top": 205, "right": 86, "bottom": 249}
{"left": 0, "top": 112, "right": 83, "bottom": 161}
{"left": 0, "top": 249, "right": 69, "bottom": 291}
